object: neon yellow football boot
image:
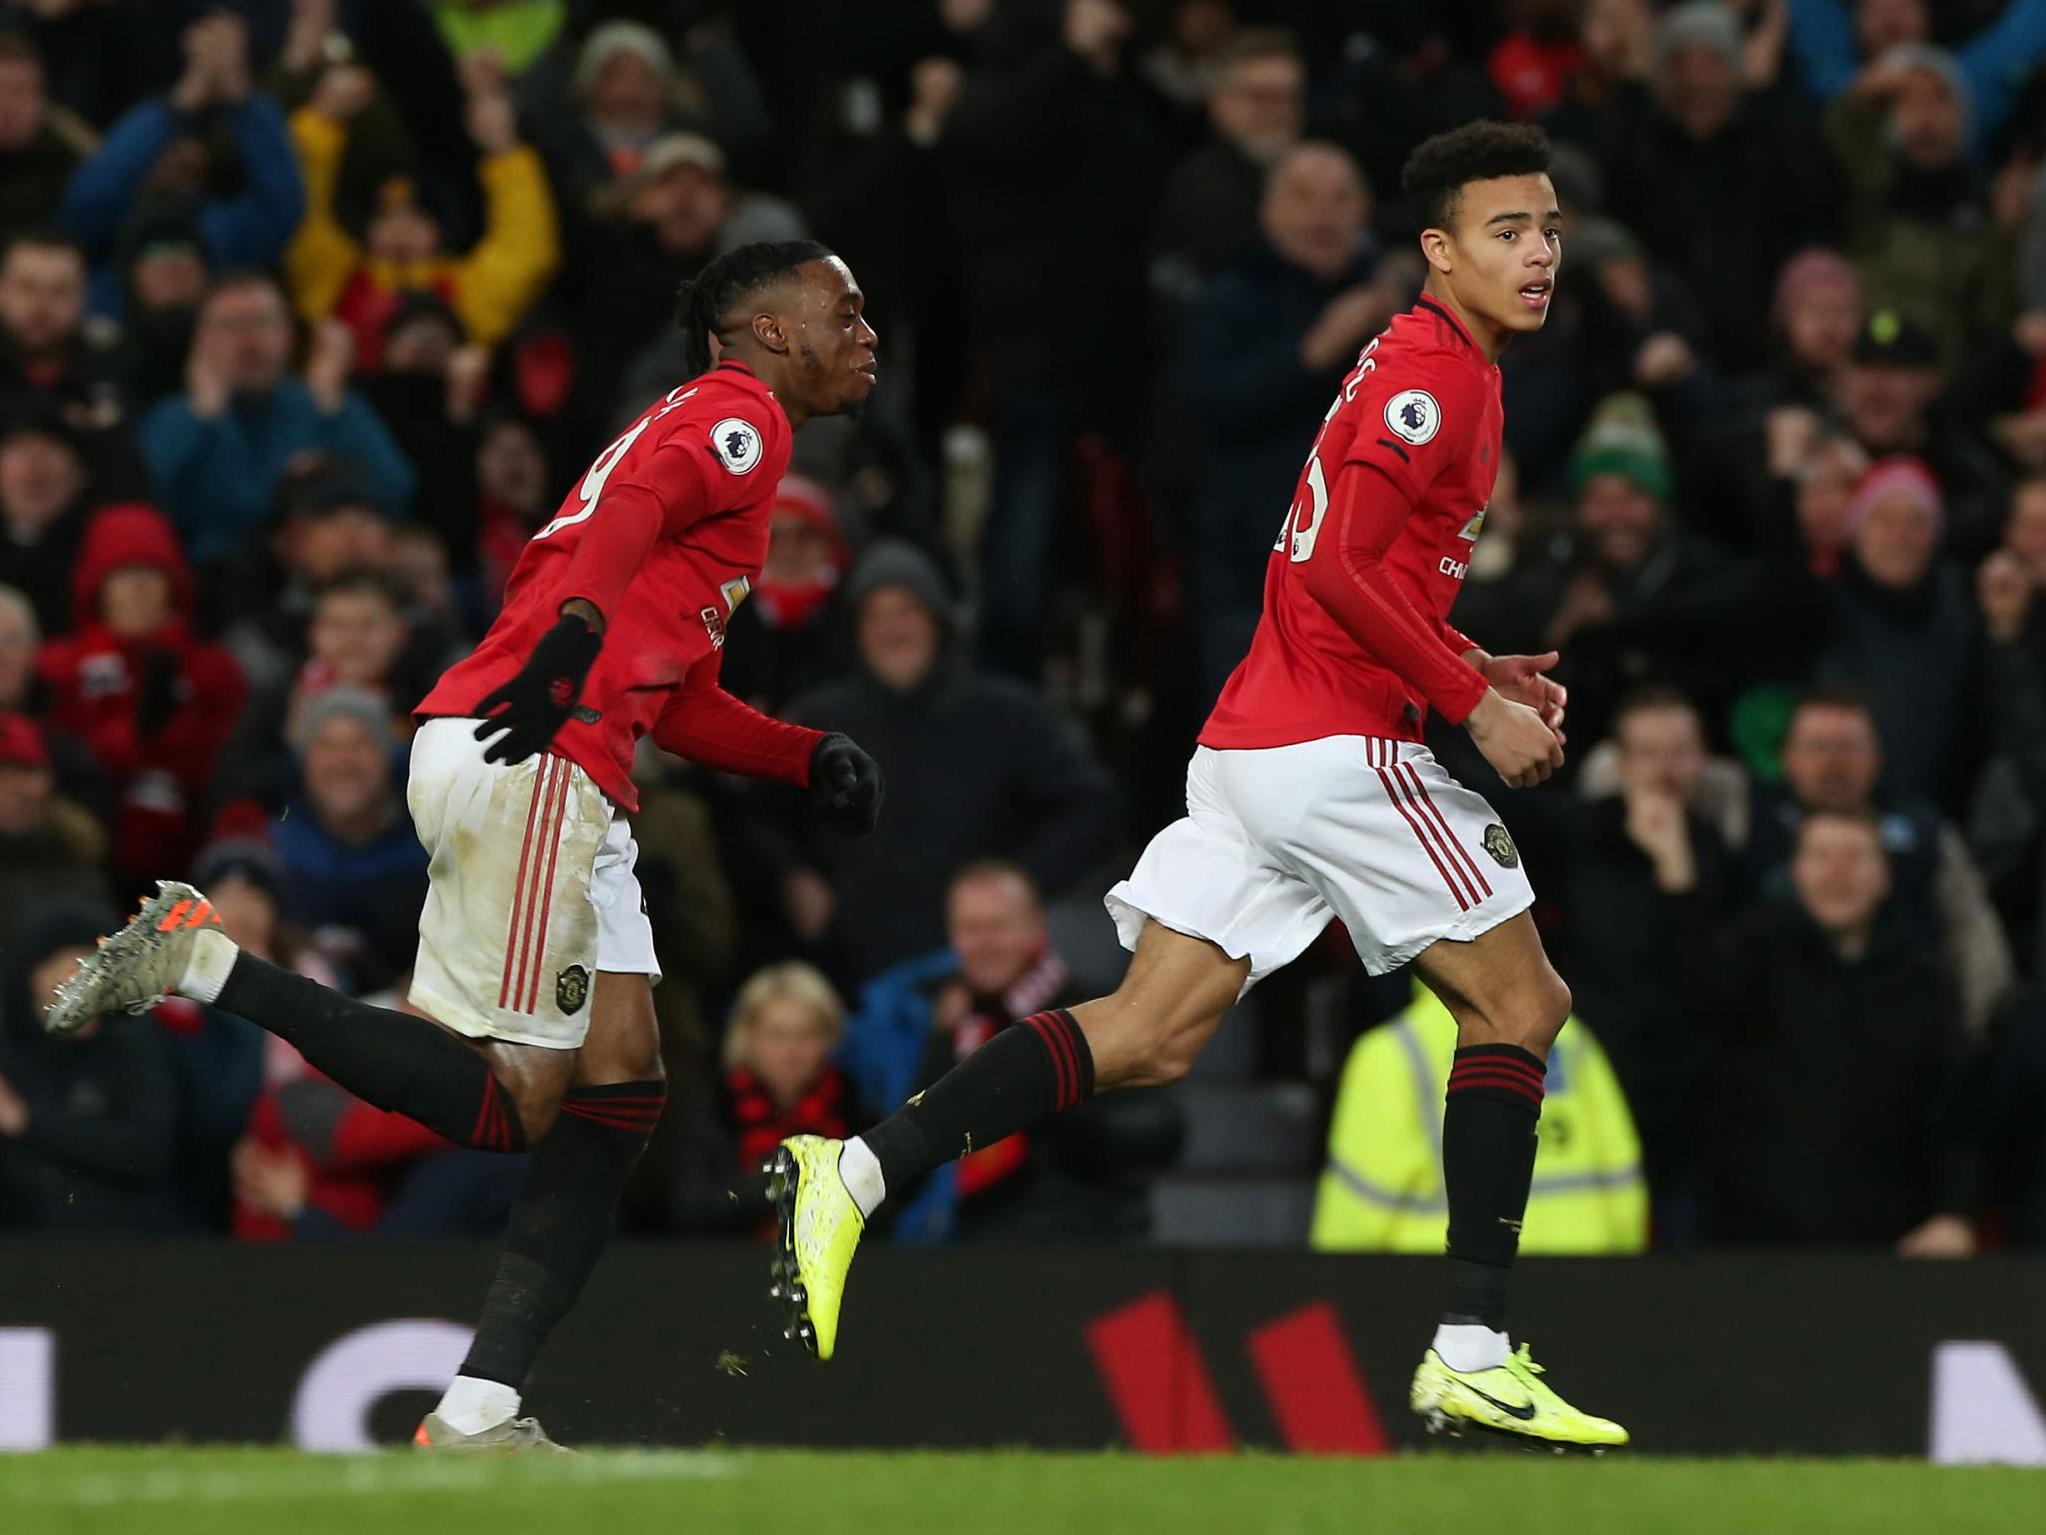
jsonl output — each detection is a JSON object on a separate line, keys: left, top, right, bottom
{"left": 1410, "top": 1342, "right": 1629, "bottom": 1452}
{"left": 766, "top": 1135, "right": 866, "bottom": 1361}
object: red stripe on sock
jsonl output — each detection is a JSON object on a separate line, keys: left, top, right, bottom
{"left": 1400, "top": 761, "right": 1493, "bottom": 900}
{"left": 1374, "top": 765, "right": 1469, "bottom": 911}
{"left": 1448, "top": 1072, "right": 1538, "bottom": 1097}
{"left": 500, "top": 757, "right": 552, "bottom": 1009}
{"left": 470, "top": 1074, "right": 499, "bottom": 1148}
{"left": 1452, "top": 1052, "right": 1544, "bottom": 1080}
{"left": 1025, "top": 1013, "right": 1074, "bottom": 1110}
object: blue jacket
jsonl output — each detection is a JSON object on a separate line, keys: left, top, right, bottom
{"left": 139, "top": 379, "right": 414, "bottom": 563}
{"left": 271, "top": 799, "right": 428, "bottom": 976}
{"left": 62, "top": 93, "right": 304, "bottom": 318}
{"left": 1788, "top": 0, "right": 2046, "bottom": 154}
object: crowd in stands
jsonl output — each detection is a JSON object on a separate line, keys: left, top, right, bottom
{"left": 4, "top": 0, "right": 2046, "bottom": 1256}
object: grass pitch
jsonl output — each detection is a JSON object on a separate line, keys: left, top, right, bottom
{"left": 3, "top": 1448, "right": 2041, "bottom": 1535}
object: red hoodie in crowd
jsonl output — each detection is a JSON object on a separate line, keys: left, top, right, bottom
{"left": 36, "top": 504, "right": 247, "bottom": 882}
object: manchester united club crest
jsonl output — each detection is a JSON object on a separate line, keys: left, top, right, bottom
{"left": 556, "top": 964, "right": 591, "bottom": 1015}
{"left": 1482, "top": 823, "right": 1519, "bottom": 869}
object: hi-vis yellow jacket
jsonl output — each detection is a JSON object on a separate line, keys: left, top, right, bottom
{"left": 1310, "top": 990, "right": 1648, "bottom": 1254}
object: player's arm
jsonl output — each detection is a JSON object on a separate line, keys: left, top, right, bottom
{"left": 474, "top": 433, "right": 724, "bottom": 764}
{"left": 1299, "top": 461, "right": 1562, "bottom": 788}
{"left": 653, "top": 655, "right": 885, "bottom": 834}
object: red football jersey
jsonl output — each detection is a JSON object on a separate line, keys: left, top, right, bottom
{"left": 419, "top": 361, "right": 792, "bottom": 811}
{"left": 1200, "top": 299, "right": 1502, "bottom": 749}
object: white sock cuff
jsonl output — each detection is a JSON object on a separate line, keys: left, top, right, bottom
{"left": 838, "top": 1136, "right": 886, "bottom": 1220}
{"left": 434, "top": 1375, "right": 520, "bottom": 1436}
{"left": 1432, "top": 1322, "right": 1511, "bottom": 1374}
{"left": 177, "top": 928, "right": 240, "bottom": 1005}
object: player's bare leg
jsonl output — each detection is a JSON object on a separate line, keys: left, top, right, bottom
{"left": 424, "top": 971, "right": 666, "bottom": 1449}
{"left": 773, "top": 922, "right": 1246, "bottom": 1357}
{"left": 1406, "top": 911, "right": 1626, "bottom": 1448}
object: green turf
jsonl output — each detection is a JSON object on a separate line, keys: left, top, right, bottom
{"left": 3, "top": 1448, "right": 2042, "bottom": 1535}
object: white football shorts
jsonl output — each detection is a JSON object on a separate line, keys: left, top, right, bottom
{"left": 1105, "top": 736, "right": 1533, "bottom": 995}
{"left": 406, "top": 718, "right": 660, "bottom": 1049}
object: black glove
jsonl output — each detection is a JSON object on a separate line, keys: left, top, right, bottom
{"left": 135, "top": 648, "right": 182, "bottom": 737}
{"left": 809, "top": 732, "right": 883, "bottom": 835}
{"left": 473, "top": 613, "right": 602, "bottom": 765}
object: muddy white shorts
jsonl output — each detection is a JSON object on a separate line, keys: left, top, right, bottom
{"left": 1105, "top": 736, "right": 1532, "bottom": 994}
{"left": 406, "top": 718, "right": 660, "bottom": 1049}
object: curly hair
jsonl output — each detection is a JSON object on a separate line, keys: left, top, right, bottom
{"left": 674, "top": 239, "right": 835, "bottom": 378}
{"left": 1400, "top": 121, "right": 1554, "bottom": 232}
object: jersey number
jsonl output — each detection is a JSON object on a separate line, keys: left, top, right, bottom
{"left": 532, "top": 385, "right": 700, "bottom": 541}
{"left": 1275, "top": 339, "right": 1380, "bottom": 564}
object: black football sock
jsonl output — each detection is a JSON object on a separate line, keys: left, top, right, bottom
{"left": 1439, "top": 1043, "right": 1546, "bottom": 1333}
{"left": 859, "top": 1009, "right": 1094, "bottom": 1196}
{"left": 460, "top": 1081, "right": 666, "bottom": 1391}
{"left": 215, "top": 951, "right": 526, "bottom": 1151}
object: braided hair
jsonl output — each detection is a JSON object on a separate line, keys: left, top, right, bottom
{"left": 674, "top": 239, "right": 835, "bottom": 378}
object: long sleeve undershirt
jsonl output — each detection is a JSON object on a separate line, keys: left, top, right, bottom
{"left": 1299, "top": 460, "right": 1489, "bottom": 724}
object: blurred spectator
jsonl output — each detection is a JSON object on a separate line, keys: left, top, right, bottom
{"left": 216, "top": 461, "right": 407, "bottom": 694}
{"left": 113, "top": 208, "right": 210, "bottom": 405}
{"left": 1745, "top": 688, "right": 2012, "bottom": 1036}
{"left": 1836, "top": 308, "right": 2007, "bottom": 557}
{"left": 0, "top": 403, "right": 93, "bottom": 636}
{"left": 1177, "top": 141, "right": 1405, "bottom": 705}
{"left": 1311, "top": 985, "right": 1647, "bottom": 1254}
{"left": 216, "top": 569, "right": 430, "bottom": 813}
{"left": 474, "top": 411, "right": 552, "bottom": 599}
{"left": 357, "top": 293, "right": 490, "bottom": 566}
{"left": 0, "top": 230, "right": 128, "bottom": 445}
{"left": 844, "top": 859, "right": 1180, "bottom": 1243}
{"left": 1815, "top": 456, "right": 1982, "bottom": 807}
{"left": 1151, "top": 29, "right": 1306, "bottom": 281}
{"left": 138, "top": 272, "right": 414, "bottom": 565}
{"left": 1523, "top": 687, "right": 1734, "bottom": 1231}
{"left": 948, "top": 0, "right": 1169, "bottom": 676}
{"left": 155, "top": 838, "right": 284, "bottom": 1229}
{"left": 0, "top": 30, "right": 88, "bottom": 244}
{"left": 588, "top": 132, "right": 805, "bottom": 429}
{"left": 667, "top": 959, "right": 853, "bottom": 1234}
{"left": 1827, "top": 43, "right": 2020, "bottom": 368}
{"left": 1764, "top": 246, "right": 1863, "bottom": 410}
{"left": 1785, "top": 0, "right": 2046, "bottom": 153}
{"left": 0, "top": 900, "right": 183, "bottom": 1233}
{"left": 59, "top": 12, "right": 304, "bottom": 319}
{"left": 1695, "top": 808, "right": 1978, "bottom": 1252}
{"left": 271, "top": 685, "right": 428, "bottom": 989}
{"left": 719, "top": 474, "right": 849, "bottom": 715}
{"left": 1590, "top": 0, "right": 1840, "bottom": 370}
{"left": 0, "top": 711, "right": 109, "bottom": 962}
{"left": 283, "top": 57, "right": 559, "bottom": 368}
{"left": 762, "top": 540, "right": 1117, "bottom": 986}
{"left": 1494, "top": 394, "right": 1778, "bottom": 745}
{"left": 36, "top": 502, "right": 245, "bottom": 885}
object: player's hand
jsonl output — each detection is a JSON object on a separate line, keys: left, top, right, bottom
{"left": 472, "top": 612, "right": 603, "bottom": 765}
{"left": 809, "top": 732, "right": 884, "bottom": 835}
{"left": 1466, "top": 690, "right": 1564, "bottom": 790}
{"left": 1479, "top": 651, "right": 1566, "bottom": 742}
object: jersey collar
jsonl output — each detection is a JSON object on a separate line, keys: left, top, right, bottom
{"left": 1415, "top": 297, "right": 1483, "bottom": 359}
